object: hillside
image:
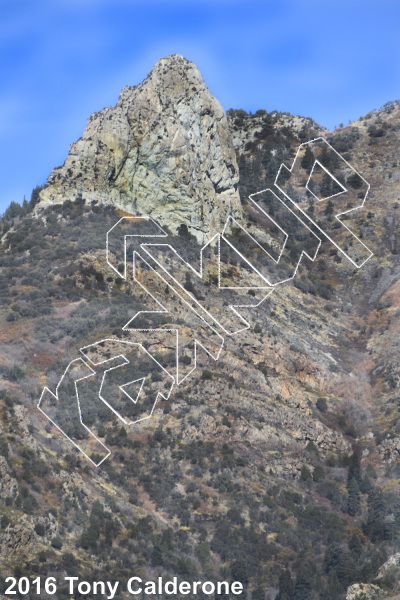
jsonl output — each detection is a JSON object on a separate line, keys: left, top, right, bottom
{"left": 0, "top": 56, "right": 399, "bottom": 600}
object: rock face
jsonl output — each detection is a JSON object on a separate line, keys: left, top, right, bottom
{"left": 0, "top": 516, "right": 38, "bottom": 557}
{"left": 346, "top": 583, "right": 387, "bottom": 600}
{"left": 376, "top": 553, "right": 400, "bottom": 578}
{"left": 0, "top": 456, "right": 18, "bottom": 501}
{"left": 38, "top": 54, "right": 242, "bottom": 242}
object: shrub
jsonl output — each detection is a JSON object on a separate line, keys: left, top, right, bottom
{"left": 22, "top": 494, "right": 38, "bottom": 514}
{"left": 62, "top": 552, "right": 77, "bottom": 569}
{"left": 368, "top": 124, "right": 385, "bottom": 138}
{"left": 128, "top": 492, "right": 138, "bottom": 505}
{"left": 0, "top": 438, "right": 9, "bottom": 458}
{"left": 347, "top": 173, "right": 363, "bottom": 189}
{"left": 51, "top": 536, "right": 63, "bottom": 550}
{"left": 1, "top": 515, "right": 10, "bottom": 529}
{"left": 300, "top": 466, "right": 312, "bottom": 481}
{"left": 34, "top": 523, "right": 46, "bottom": 536}
{"left": 201, "top": 370, "right": 213, "bottom": 380}
{"left": 306, "top": 441, "right": 319, "bottom": 456}
{"left": 6, "top": 365, "right": 25, "bottom": 381}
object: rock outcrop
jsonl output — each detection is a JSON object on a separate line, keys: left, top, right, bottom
{"left": 377, "top": 553, "right": 400, "bottom": 579}
{"left": 37, "top": 54, "right": 242, "bottom": 242}
{"left": 0, "top": 516, "right": 38, "bottom": 557}
{"left": 346, "top": 583, "right": 387, "bottom": 600}
{"left": 0, "top": 456, "right": 18, "bottom": 501}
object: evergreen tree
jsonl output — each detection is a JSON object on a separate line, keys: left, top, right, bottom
{"left": 29, "top": 185, "right": 44, "bottom": 210}
{"left": 347, "top": 478, "right": 361, "bottom": 516}
{"left": 286, "top": 183, "right": 295, "bottom": 203}
{"left": 394, "top": 497, "right": 400, "bottom": 529}
{"left": 151, "top": 544, "right": 164, "bottom": 566}
{"left": 300, "top": 465, "right": 312, "bottom": 481}
{"left": 326, "top": 570, "right": 342, "bottom": 599}
{"left": 324, "top": 542, "right": 342, "bottom": 574}
{"left": 320, "top": 145, "right": 332, "bottom": 169}
{"left": 323, "top": 543, "right": 354, "bottom": 591}
{"left": 364, "top": 487, "right": 388, "bottom": 542}
{"left": 347, "top": 448, "right": 362, "bottom": 484}
{"left": 22, "top": 195, "right": 29, "bottom": 216}
{"left": 251, "top": 587, "right": 265, "bottom": 600}
{"left": 277, "top": 569, "right": 294, "bottom": 600}
{"left": 324, "top": 199, "right": 334, "bottom": 219}
{"left": 293, "top": 562, "right": 313, "bottom": 600}
{"left": 230, "top": 558, "right": 249, "bottom": 585}
{"left": 301, "top": 145, "right": 314, "bottom": 173}
{"left": 349, "top": 533, "right": 362, "bottom": 558}
{"left": 4, "top": 201, "right": 22, "bottom": 220}
{"left": 320, "top": 173, "right": 333, "bottom": 197}
{"left": 359, "top": 474, "right": 372, "bottom": 494}
{"left": 313, "top": 465, "right": 325, "bottom": 482}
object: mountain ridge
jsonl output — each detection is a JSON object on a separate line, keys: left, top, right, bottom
{"left": 0, "top": 56, "right": 400, "bottom": 600}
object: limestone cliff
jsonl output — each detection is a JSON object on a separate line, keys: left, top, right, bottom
{"left": 37, "top": 54, "right": 241, "bottom": 241}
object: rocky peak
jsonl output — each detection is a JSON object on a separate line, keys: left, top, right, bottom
{"left": 37, "top": 54, "right": 242, "bottom": 241}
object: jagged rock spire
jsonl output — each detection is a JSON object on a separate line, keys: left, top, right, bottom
{"left": 38, "top": 54, "right": 242, "bottom": 241}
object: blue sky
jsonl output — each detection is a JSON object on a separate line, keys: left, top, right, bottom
{"left": 1, "top": 0, "right": 400, "bottom": 213}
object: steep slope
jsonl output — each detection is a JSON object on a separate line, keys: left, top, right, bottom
{"left": 0, "top": 59, "right": 400, "bottom": 600}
